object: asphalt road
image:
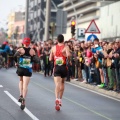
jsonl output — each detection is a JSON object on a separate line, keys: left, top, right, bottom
{"left": 0, "top": 68, "right": 120, "bottom": 120}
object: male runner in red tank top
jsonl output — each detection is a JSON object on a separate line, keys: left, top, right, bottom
{"left": 49, "top": 34, "right": 71, "bottom": 111}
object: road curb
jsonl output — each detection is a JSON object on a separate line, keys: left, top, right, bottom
{"left": 70, "top": 80, "right": 120, "bottom": 99}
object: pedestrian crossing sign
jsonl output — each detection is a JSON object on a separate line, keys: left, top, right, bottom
{"left": 85, "top": 20, "right": 100, "bottom": 34}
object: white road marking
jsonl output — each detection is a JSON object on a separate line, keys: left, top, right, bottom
{"left": 67, "top": 82, "right": 120, "bottom": 102}
{"left": 4, "top": 91, "right": 39, "bottom": 120}
{"left": 0, "top": 85, "right": 3, "bottom": 87}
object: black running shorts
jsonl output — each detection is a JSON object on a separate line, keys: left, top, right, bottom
{"left": 54, "top": 65, "right": 67, "bottom": 78}
{"left": 16, "top": 67, "right": 32, "bottom": 77}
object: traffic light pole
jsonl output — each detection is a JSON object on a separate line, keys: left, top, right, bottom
{"left": 70, "top": 0, "right": 77, "bottom": 39}
{"left": 70, "top": 0, "right": 83, "bottom": 39}
{"left": 44, "top": 0, "right": 51, "bottom": 41}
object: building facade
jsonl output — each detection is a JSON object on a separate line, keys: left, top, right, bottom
{"left": 58, "top": 0, "right": 117, "bottom": 41}
{"left": 7, "top": 11, "right": 25, "bottom": 44}
{"left": 7, "top": 12, "right": 15, "bottom": 39}
{"left": 28, "top": 0, "right": 63, "bottom": 41}
{"left": 99, "top": 1, "right": 120, "bottom": 41}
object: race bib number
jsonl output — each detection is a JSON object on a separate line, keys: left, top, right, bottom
{"left": 56, "top": 57, "right": 64, "bottom": 66}
{"left": 19, "top": 58, "right": 32, "bottom": 68}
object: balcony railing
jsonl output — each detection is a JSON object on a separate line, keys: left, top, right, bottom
{"left": 67, "top": 6, "right": 100, "bottom": 19}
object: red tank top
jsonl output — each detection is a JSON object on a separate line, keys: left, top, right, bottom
{"left": 54, "top": 44, "right": 66, "bottom": 65}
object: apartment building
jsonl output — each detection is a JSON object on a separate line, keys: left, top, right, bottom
{"left": 100, "top": 1, "right": 120, "bottom": 40}
{"left": 58, "top": 0, "right": 116, "bottom": 40}
{"left": 28, "top": 0, "right": 63, "bottom": 41}
{"left": 7, "top": 11, "right": 25, "bottom": 43}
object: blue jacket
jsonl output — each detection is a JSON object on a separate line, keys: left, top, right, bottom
{"left": 91, "top": 46, "right": 103, "bottom": 63}
{"left": 91, "top": 46, "right": 102, "bottom": 53}
{"left": 0, "top": 45, "right": 11, "bottom": 54}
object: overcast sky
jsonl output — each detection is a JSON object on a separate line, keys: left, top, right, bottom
{"left": 0, "top": 0, "right": 25, "bottom": 29}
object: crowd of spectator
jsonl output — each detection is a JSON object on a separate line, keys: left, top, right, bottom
{"left": 66, "top": 38, "right": 120, "bottom": 93}
{"left": 28, "top": 38, "right": 120, "bottom": 93}
{"left": 0, "top": 38, "right": 120, "bottom": 93}
{"left": 0, "top": 41, "right": 17, "bottom": 68}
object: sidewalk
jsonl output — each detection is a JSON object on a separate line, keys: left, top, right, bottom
{"left": 70, "top": 80, "right": 120, "bottom": 99}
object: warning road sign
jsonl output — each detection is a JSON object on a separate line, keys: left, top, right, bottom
{"left": 85, "top": 20, "right": 100, "bottom": 34}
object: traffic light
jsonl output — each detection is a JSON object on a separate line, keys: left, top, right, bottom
{"left": 71, "top": 20, "right": 76, "bottom": 37}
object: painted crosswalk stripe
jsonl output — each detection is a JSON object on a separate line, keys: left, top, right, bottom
{"left": 4, "top": 91, "right": 39, "bottom": 120}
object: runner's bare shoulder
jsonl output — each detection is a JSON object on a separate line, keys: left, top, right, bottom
{"left": 17, "top": 48, "right": 25, "bottom": 55}
{"left": 62, "top": 46, "right": 68, "bottom": 56}
{"left": 29, "top": 48, "right": 35, "bottom": 56}
{"left": 63, "top": 46, "right": 71, "bottom": 57}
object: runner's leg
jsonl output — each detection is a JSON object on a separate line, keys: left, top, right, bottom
{"left": 59, "top": 78, "right": 65, "bottom": 106}
{"left": 54, "top": 76, "right": 61, "bottom": 111}
{"left": 59, "top": 78, "right": 65, "bottom": 99}
{"left": 54, "top": 76, "right": 61, "bottom": 99}
{"left": 20, "top": 76, "right": 30, "bottom": 110}
{"left": 22, "top": 76, "right": 30, "bottom": 99}
{"left": 18, "top": 76, "right": 23, "bottom": 102}
{"left": 19, "top": 76, "right": 23, "bottom": 96}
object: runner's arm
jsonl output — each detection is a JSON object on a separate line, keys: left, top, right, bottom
{"left": 33, "top": 55, "right": 39, "bottom": 63}
{"left": 65, "top": 46, "right": 71, "bottom": 62}
{"left": 49, "top": 47, "right": 54, "bottom": 61}
{"left": 66, "top": 46, "right": 71, "bottom": 57}
{"left": 30, "top": 49, "right": 40, "bottom": 63}
{"left": 13, "top": 49, "right": 21, "bottom": 63}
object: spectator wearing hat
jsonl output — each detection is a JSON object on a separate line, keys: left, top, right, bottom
{"left": 0, "top": 41, "right": 11, "bottom": 68}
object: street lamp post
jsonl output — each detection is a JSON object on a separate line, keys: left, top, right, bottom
{"left": 25, "top": 0, "right": 29, "bottom": 37}
{"left": 76, "top": 14, "right": 83, "bottom": 39}
{"left": 44, "top": 0, "right": 51, "bottom": 41}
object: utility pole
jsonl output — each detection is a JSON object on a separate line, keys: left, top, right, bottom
{"left": 44, "top": 0, "right": 51, "bottom": 40}
{"left": 25, "top": 0, "right": 29, "bottom": 37}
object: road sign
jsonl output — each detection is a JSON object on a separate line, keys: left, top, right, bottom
{"left": 77, "top": 28, "right": 85, "bottom": 41}
{"left": 85, "top": 20, "right": 100, "bottom": 34}
{"left": 87, "top": 34, "right": 98, "bottom": 42}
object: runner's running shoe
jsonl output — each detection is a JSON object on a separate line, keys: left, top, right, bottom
{"left": 59, "top": 99, "right": 62, "bottom": 106}
{"left": 18, "top": 95, "right": 23, "bottom": 103}
{"left": 20, "top": 98, "right": 25, "bottom": 110}
{"left": 55, "top": 99, "right": 60, "bottom": 111}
